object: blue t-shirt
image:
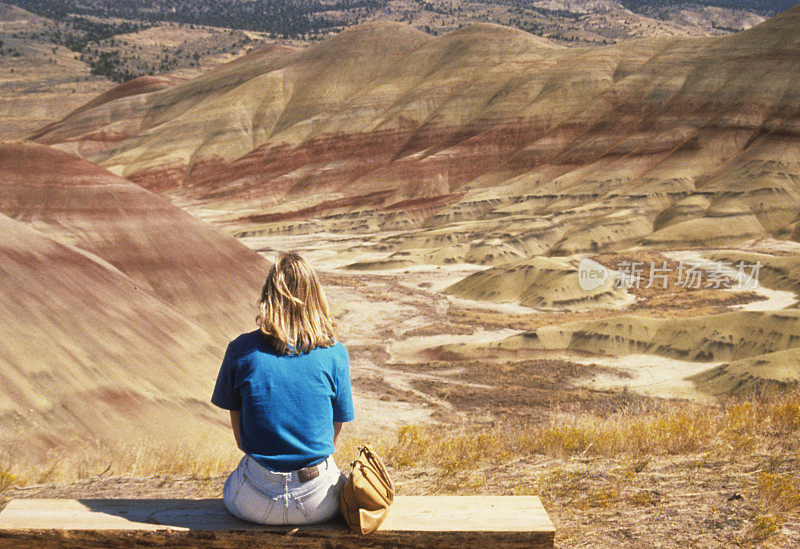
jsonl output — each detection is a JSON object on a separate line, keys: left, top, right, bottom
{"left": 211, "top": 330, "right": 355, "bottom": 472}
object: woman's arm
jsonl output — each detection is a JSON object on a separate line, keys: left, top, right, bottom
{"left": 334, "top": 422, "right": 344, "bottom": 446}
{"left": 230, "top": 410, "right": 243, "bottom": 450}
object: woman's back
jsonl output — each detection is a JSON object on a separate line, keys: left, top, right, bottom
{"left": 212, "top": 330, "right": 353, "bottom": 472}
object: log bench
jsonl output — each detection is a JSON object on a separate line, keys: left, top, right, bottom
{"left": 0, "top": 496, "right": 555, "bottom": 547}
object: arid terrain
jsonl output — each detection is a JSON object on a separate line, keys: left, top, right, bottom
{"left": 2, "top": 2, "right": 800, "bottom": 547}
{"left": 2, "top": 236, "right": 800, "bottom": 546}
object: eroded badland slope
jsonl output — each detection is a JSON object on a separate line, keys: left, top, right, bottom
{"left": 0, "top": 141, "right": 267, "bottom": 463}
{"left": 32, "top": 8, "right": 800, "bottom": 261}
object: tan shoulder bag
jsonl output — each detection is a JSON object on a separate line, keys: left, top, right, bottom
{"left": 339, "top": 444, "right": 395, "bottom": 534}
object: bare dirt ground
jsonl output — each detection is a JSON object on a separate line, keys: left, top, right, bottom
{"left": 3, "top": 233, "right": 799, "bottom": 547}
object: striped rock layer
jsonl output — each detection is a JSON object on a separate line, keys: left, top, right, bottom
{"left": 0, "top": 141, "right": 267, "bottom": 454}
{"left": 33, "top": 6, "right": 800, "bottom": 262}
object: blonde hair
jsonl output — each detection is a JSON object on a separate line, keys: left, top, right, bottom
{"left": 256, "top": 251, "right": 337, "bottom": 355}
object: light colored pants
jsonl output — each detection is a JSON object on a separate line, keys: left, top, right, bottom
{"left": 223, "top": 454, "right": 347, "bottom": 525}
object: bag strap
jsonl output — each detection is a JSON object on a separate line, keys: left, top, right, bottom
{"left": 361, "top": 446, "right": 394, "bottom": 489}
{"left": 354, "top": 461, "right": 394, "bottom": 505}
{"left": 351, "top": 445, "right": 394, "bottom": 491}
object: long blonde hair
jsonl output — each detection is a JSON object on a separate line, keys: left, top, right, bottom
{"left": 256, "top": 251, "right": 337, "bottom": 355}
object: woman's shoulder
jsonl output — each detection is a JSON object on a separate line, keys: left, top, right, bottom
{"left": 330, "top": 339, "right": 348, "bottom": 352}
{"left": 227, "top": 330, "right": 273, "bottom": 357}
{"left": 312, "top": 339, "right": 347, "bottom": 358}
{"left": 229, "top": 330, "right": 263, "bottom": 346}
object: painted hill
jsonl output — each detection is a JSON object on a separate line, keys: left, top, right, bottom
{"left": 33, "top": 6, "right": 800, "bottom": 262}
{"left": 0, "top": 141, "right": 267, "bottom": 338}
{"left": 0, "top": 212, "right": 224, "bottom": 456}
{"left": 0, "top": 141, "right": 268, "bottom": 458}
{"left": 445, "top": 256, "right": 628, "bottom": 310}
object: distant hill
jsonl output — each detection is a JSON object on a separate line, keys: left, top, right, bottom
{"left": 4, "top": 0, "right": 789, "bottom": 43}
{"left": 623, "top": 0, "right": 796, "bottom": 14}
{"left": 34, "top": 6, "right": 800, "bottom": 257}
{"left": 0, "top": 2, "right": 257, "bottom": 140}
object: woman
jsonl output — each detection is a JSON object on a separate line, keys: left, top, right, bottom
{"left": 211, "top": 251, "right": 354, "bottom": 525}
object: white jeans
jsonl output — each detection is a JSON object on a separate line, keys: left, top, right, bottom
{"left": 223, "top": 454, "right": 347, "bottom": 525}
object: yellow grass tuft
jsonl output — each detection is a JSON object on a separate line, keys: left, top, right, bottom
{"left": 386, "top": 424, "right": 428, "bottom": 468}
{"left": 0, "top": 469, "right": 19, "bottom": 492}
{"left": 743, "top": 511, "right": 781, "bottom": 545}
{"left": 758, "top": 472, "right": 800, "bottom": 513}
{"left": 627, "top": 489, "right": 659, "bottom": 507}
{"left": 770, "top": 400, "right": 800, "bottom": 433}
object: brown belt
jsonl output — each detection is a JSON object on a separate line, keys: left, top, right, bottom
{"left": 297, "top": 463, "right": 320, "bottom": 482}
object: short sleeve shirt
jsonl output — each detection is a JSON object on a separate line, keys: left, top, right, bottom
{"left": 211, "top": 330, "right": 355, "bottom": 472}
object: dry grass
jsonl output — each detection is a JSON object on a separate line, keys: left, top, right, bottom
{"left": 750, "top": 471, "right": 800, "bottom": 545}
{"left": 2, "top": 435, "right": 380, "bottom": 489}
{"left": 1, "top": 433, "right": 374, "bottom": 491}
{"left": 1, "top": 440, "right": 243, "bottom": 490}
{"left": 111, "top": 442, "right": 242, "bottom": 479}
{"left": 10, "top": 390, "right": 782, "bottom": 487}
{"left": 362, "top": 391, "right": 800, "bottom": 544}
{"left": 379, "top": 393, "right": 800, "bottom": 468}
{"left": 0, "top": 465, "right": 18, "bottom": 493}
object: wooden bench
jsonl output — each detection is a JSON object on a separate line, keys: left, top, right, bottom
{"left": 0, "top": 496, "right": 555, "bottom": 547}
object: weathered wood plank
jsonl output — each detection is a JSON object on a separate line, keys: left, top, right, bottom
{"left": 0, "top": 497, "right": 555, "bottom": 547}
